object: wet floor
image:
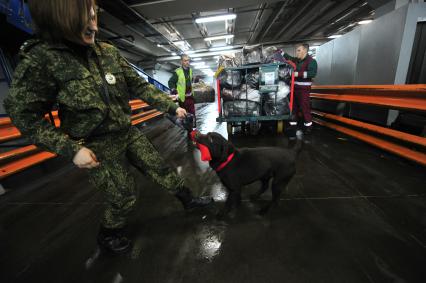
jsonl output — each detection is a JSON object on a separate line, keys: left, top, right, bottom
{"left": 0, "top": 102, "right": 425, "bottom": 283}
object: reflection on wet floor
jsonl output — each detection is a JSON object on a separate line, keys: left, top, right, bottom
{"left": 196, "top": 224, "right": 226, "bottom": 262}
{"left": 210, "top": 183, "right": 227, "bottom": 202}
{"left": 196, "top": 102, "right": 228, "bottom": 137}
{"left": 1, "top": 102, "right": 425, "bottom": 283}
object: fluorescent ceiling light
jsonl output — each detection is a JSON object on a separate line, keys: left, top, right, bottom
{"left": 195, "top": 14, "right": 236, "bottom": 24}
{"left": 358, "top": 20, "right": 373, "bottom": 25}
{"left": 129, "top": 0, "right": 177, "bottom": 7}
{"left": 173, "top": 40, "right": 185, "bottom": 45}
{"left": 171, "top": 52, "right": 177, "bottom": 55}
{"left": 192, "top": 58, "right": 202, "bottom": 61}
{"left": 185, "top": 50, "right": 196, "bottom": 54}
{"left": 209, "top": 46, "right": 234, "bottom": 51}
{"left": 204, "top": 34, "right": 234, "bottom": 41}
{"left": 328, "top": 35, "right": 342, "bottom": 39}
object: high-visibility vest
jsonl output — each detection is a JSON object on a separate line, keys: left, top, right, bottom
{"left": 176, "top": 67, "right": 193, "bottom": 102}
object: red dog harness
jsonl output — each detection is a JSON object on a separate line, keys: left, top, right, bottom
{"left": 215, "top": 152, "right": 235, "bottom": 172}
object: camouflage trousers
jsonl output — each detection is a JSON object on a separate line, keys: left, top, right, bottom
{"left": 86, "top": 126, "right": 184, "bottom": 229}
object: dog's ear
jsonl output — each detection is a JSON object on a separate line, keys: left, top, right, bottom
{"left": 208, "top": 132, "right": 230, "bottom": 161}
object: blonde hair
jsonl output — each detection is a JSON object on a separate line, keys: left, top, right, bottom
{"left": 28, "top": 0, "right": 96, "bottom": 43}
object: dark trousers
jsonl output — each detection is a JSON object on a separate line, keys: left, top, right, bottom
{"left": 293, "top": 85, "right": 312, "bottom": 124}
{"left": 179, "top": 95, "right": 196, "bottom": 127}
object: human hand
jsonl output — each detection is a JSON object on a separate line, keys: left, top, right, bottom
{"left": 73, "top": 147, "right": 100, "bottom": 169}
{"left": 176, "top": 107, "right": 187, "bottom": 118}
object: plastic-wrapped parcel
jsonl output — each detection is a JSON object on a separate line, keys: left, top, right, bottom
{"left": 243, "top": 44, "right": 263, "bottom": 64}
{"left": 223, "top": 100, "right": 260, "bottom": 117}
{"left": 262, "top": 82, "right": 291, "bottom": 115}
{"left": 218, "top": 69, "right": 242, "bottom": 88}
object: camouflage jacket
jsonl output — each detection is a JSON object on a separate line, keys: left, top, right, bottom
{"left": 4, "top": 39, "right": 177, "bottom": 160}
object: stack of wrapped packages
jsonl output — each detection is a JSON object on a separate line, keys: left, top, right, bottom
{"left": 218, "top": 46, "right": 292, "bottom": 117}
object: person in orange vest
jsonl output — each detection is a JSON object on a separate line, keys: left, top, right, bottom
{"left": 283, "top": 43, "right": 318, "bottom": 134}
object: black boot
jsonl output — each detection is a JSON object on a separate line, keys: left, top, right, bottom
{"left": 97, "top": 227, "right": 132, "bottom": 254}
{"left": 175, "top": 186, "right": 213, "bottom": 210}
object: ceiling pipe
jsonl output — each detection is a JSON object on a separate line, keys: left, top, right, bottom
{"left": 99, "top": 26, "right": 135, "bottom": 47}
{"left": 282, "top": 0, "right": 334, "bottom": 41}
{"left": 301, "top": 0, "right": 367, "bottom": 38}
{"left": 107, "top": 35, "right": 135, "bottom": 42}
{"left": 255, "top": 1, "right": 289, "bottom": 43}
{"left": 247, "top": 3, "right": 267, "bottom": 44}
{"left": 320, "top": 3, "right": 372, "bottom": 36}
{"left": 98, "top": 26, "right": 152, "bottom": 57}
{"left": 128, "top": 0, "right": 178, "bottom": 7}
{"left": 272, "top": 0, "right": 317, "bottom": 41}
{"left": 100, "top": 0, "right": 181, "bottom": 51}
{"left": 149, "top": 7, "right": 274, "bottom": 25}
{"left": 191, "top": 12, "right": 209, "bottom": 48}
{"left": 227, "top": 7, "right": 236, "bottom": 45}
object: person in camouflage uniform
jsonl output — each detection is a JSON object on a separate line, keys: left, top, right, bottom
{"left": 4, "top": 0, "right": 212, "bottom": 254}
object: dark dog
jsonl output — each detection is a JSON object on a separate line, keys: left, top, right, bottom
{"left": 191, "top": 131, "right": 302, "bottom": 217}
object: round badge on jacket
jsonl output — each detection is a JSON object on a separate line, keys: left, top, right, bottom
{"left": 105, "top": 73, "right": 116, "bottom": 85}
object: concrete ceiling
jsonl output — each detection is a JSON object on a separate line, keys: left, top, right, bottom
{"left": 124, "top": 0, "right": 283, "bottom": 18}
{"left": 99, "top": 0, "right": 394, "bottom": 75}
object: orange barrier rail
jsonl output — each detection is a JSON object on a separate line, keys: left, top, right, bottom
{"left": 311, "top": 84, "right": 426, "bottom": 112}
{"left": 313, "top": 118, "right": 426, "bottom": 166}
{"left": 0, "top": 100, "right": 150, "bottom": 143}
{"left": 310, "top": 84, "right": 426, "bottom": 166}
{"left": 0, "top": 145, "right": 38, "bottom": 162}
{"left": 312, "top": 84, "right": 426, "bottom": 95}
{"left": 312, "top": 110, "right": 426, "bottom": 148}
{"left": 0, "top": 99, "right": 163, "bottom": 179}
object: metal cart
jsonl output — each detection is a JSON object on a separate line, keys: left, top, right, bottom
{"left": 216, "top": 61, "right": 296, "bottom": 135}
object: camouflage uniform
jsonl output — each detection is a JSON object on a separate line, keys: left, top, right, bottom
{"left": 4, "top": 39, "right": 184, "bottom": 229}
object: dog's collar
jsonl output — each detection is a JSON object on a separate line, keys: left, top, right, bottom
{"left": 214, "top": 152, "right": 235, "bottom": 172}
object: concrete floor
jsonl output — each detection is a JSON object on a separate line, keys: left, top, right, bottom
{"left": 0, "top": 102, "right": 425, "bottom": 283}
